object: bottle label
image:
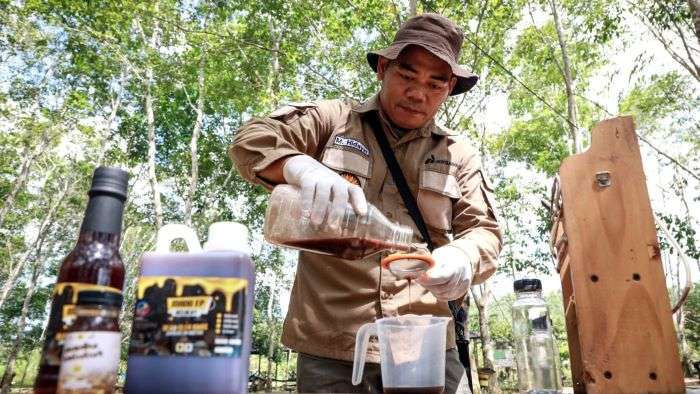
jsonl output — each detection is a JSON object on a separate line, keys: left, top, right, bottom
{"left": 57, "top": 331, "right": 120, "bottom": 393}
{"left": 40, "top": 283, "right": 122, "bottom": 368}
{"left": 128, "top": 276, "right": 247, "bottom": 358}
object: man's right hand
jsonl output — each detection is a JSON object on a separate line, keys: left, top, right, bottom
{"left": 283, "top": 155, "right": 368, "bottom": 227}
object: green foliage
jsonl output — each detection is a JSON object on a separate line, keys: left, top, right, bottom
{"left": 620, "top": 72, "right": 699, "bottom": 128}
{"left": 492, "top": 117, "right": 569, "bottom": 176}
{"left": 658, "top": 214, "right": 700, "bottom": 259}
{"left": 637, "top": 0, "right": 692, "bottom": 31}
{"left": 684, "top": 286, "right": 700, "bottom": 356}
{"left": 0, "top": 0, "right": 698, "bottom": 390}
{"left": 562, "top": 0, "right": 625, "bottom": 44}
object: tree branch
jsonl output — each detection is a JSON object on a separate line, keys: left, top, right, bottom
{"left": 654, "top": 0, "right": 700, "bottom": 75}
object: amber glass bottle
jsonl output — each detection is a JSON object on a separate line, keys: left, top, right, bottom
{"left": 34, "top": 167, "right": 128, "bottom": 394}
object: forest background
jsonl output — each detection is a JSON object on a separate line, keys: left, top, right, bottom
{"left": 1, "top": 0, "right": 699, "bottom": 392}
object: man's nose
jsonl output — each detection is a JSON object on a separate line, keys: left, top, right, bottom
{"left": 405, "top": 85, "right": 427, "bottom": 103}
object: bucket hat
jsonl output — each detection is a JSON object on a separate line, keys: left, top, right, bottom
{"left": 367, "top": 13, "right": 478, "bottom": 95}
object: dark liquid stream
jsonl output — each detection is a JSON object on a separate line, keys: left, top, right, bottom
{"left": 284, "top": 237, "right": 410, "bottom": 260}
{"left": 384, "top": 387, "right": 444, "bottom": 394}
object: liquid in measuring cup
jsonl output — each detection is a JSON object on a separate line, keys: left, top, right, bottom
{"left": 354, "top": 315, "right": 449, "bottom": 393}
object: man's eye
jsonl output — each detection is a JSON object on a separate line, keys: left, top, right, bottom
{"left": 430, "top": 83, "right": 444, "bottom": 90}
{"left": 400, "top": 73, "right": 413, "bottom": 81}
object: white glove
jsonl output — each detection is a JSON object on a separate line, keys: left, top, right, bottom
{"left": 283, "top": 155, "right": 368, "bottom": 227}
{"left": 416, "top": 244, "right": 472, "bottom": 301}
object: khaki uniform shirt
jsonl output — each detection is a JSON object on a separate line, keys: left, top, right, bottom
{"left": 230, "top": 95, "right": 502, "bottom": 362}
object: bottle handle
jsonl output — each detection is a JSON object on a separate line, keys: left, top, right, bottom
{"left": 352, "top": 322, "right": 377, "bottom": 385}
{"left": 155, "top": 224, "right": 203, "bottom": 253}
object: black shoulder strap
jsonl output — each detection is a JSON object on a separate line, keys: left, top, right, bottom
{"left": 366, "top": 111, "right": 471, "bottom": 382}
{"left": 366, "top": 111, "right": 435, "bottom": 252}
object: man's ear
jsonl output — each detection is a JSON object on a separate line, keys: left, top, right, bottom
{"left": 448, "top": 76, "right": 457, "bottom": 94}
{"left": 376, "top": 56, "right": 390, "bottom": 81}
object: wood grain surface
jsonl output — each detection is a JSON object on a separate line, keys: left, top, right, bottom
{"left": 556, "top": 116, "right": 685, "bottom": 393}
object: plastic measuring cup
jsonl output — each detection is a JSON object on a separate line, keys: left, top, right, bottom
{"left": 352, "top": 315, "right": 449, "bottom": 393}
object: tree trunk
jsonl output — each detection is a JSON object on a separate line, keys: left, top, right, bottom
{"left": 637, "top": 4, "right": 700, "bottom": 83}
{"left": 263, "top": 22, "right": 282, "bottom": 391}
{"left": 185, "top": 54, "right": 206, "bottom": 226}
{"left": 675, "top": 252, "right": 693, "bottom": 375}
{"left": 0, "top": 175, "right": 70, "bottom": 310}
{"left": 144, "top": 1, "right": 163, "bottom": 230}
{"left": 97, "top": 91, "right": 122, "bottom": 166}
{"left": 688, "top": 0, "right": 700, "bottom": 46}
{"left": 18, "top": 355, "right": 29, "bottom": 387}
{"left": 265, "top": 279, "right": 276, "bottom": 393}
{"left": 408, "top": 0, "right": 418, "bottom": 18}
{"left": 0, "top": 130, "right": 51, "bottom": 229}
{"left": 677, "top": 304, "right": 692, "bottom": 375}
{"left": 267, "top": 17, "right": 281, "bottom": 106}
{"left": 471, "top": 283, "right": 500, "bottom": 394}
{"left": 550, "top": 0, "right": 582, "bottom": 154}
{"left": 0, "top": 249, "right": 46, "bottom": 393}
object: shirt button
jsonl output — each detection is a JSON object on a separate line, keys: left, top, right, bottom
{"left": 381, "top": 292, "right": 391, "bottom": 300}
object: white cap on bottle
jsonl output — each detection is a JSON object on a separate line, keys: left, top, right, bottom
{"left": 204, "top": 221, "right": 251, "bottom": 255}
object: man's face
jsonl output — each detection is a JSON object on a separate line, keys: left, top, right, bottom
{"left": 377, "top": 45, "right": 457, "bottom": 130}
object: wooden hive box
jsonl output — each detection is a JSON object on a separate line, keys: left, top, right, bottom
{"left": 550, "top": 116, "right": 685, "bottom": 393}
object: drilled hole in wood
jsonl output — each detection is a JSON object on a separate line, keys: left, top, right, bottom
{"left": 649, "top": 372, "right": 657, "bottom": 380}
{"left": 604, "top": 371, "right": 612, "bottom": 379}
{"left": 590, "top": 274, "right": 599, "bottom": 282}
{"left": 633, "top": 273, "right": 641, "bottom": 281}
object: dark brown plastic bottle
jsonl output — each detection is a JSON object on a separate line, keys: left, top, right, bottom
{"left": 34, "top": 167, "right": 128, "bottom": 394}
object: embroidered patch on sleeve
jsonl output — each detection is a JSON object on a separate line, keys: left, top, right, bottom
{"left": 339, "top": 172, "right": 361, "bottom": 186}
{"left": 334, "top": 135, "right": 370, "bottom": 156}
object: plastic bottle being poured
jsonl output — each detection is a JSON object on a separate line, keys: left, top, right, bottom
{"left": 264, "top": 185, "right": 434, "bottom": 276}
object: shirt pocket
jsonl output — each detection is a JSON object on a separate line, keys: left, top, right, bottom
{"left": 320, "top": 146, "right": 372, "bottom": 188}
{"left": 417, "top": 170, "right": 460, "bottom": 231}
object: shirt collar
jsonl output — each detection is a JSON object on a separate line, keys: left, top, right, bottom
{"left": 353, "top": 94, "right": 455, "bottom": 137}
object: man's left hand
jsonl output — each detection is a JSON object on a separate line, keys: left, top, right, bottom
{"left": 416, "top": 245, "right": 472, "bottom": 301}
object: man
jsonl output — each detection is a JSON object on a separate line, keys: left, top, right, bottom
{"left": 230, "top": 13, "right": 502, "bottom": 393}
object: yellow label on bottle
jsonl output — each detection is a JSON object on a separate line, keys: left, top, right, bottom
{"left": 40, "top": 283, "right": 122, "bottom": 368}
{"left": 129, "top": 276, "right": 247, "bottom": 358}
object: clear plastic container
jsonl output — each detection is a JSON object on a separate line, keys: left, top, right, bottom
{"left": 511, "top": 279, "right": 562, "bottom": 394}
{"left": 264, "top": 184, "right": 413, "bottom": 260}
{"left": 352, "top": 315, "right": 449, "bottom": 393}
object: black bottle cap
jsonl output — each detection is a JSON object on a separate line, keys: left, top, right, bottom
{"left": 89, "top": 166, "right": 129, "bottom": 200}
{"left": 514, "top": 278, "right": 542, "bottom": 292}
{"left": 532, "top": 316, "right": 549, "bottom": 330}
{"left": 77, "top": 290, "right": 123, "bottom": 307}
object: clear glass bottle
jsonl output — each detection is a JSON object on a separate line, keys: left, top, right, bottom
{"left": 511, "top": 279, "right": 562, "bottom": 394}
{"left": 57, "top": 290, "right": 122, "bottom": 394}
{"left": 264, "top": 184, "right": 413, "bottom": 260}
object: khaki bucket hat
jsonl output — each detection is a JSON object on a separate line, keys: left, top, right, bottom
{"left": 367, "top": 13, "right": 478, "bottom": 95}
